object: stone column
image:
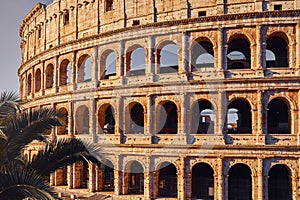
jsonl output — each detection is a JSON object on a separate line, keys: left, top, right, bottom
{"left": 115, "top": 95, "right": 123, "bottom": 137}
{"left": 296, "top": 23, "right": 300, "bottom": 75}
{"left": 216, "top": 157, "right": 224, "bottom": 200}
{"left": 41, "top": 61, "right": 45, "bottom": 95}
{"left": 255, "top": 25, "right": 265, "bottom": 77}
{"left": 68, "top": 164, "right": 74, "bottom": 189}
{"left": 146, "top": 95, "right": 154, "bottom": 135}
{"left": 217, "top": 27, "right": 225, "bottom": 72}
{"left": 54, "top": 56, "right": 59, "bottom": 92}
{"left": 178, "top": 157, "right": 186, "bottom": 200}
{"left": 147, "top": 36, "right": 155, "bottom": 75}
{"left": 92, "top": 46, "right": 99, "bottom": 82}
{"left": 257, "top": 157, "right": 264, "bottom": 200}
{"left": 89, "top": 163, "right": 96, "bottom": 192}
{"left": 215, "top": 91, "right": 226, "bottom": 136}
{"left": 181, "top": 32, "right": 190, "bottom": 73}
{"left": 118, "top": 40, "right": 125, "bottom": 85}
{"left": 144, "top": 156, "right": 153, "bottom": 200}
{"left": 256, "top": 90, "right": 265, "bottom": 144}
{"left": 51, "top": 103, "right": 57, "bottom": 141}
{"left": 114, "top": 155, "right": 122, "bottom": 195}
{"left": 68, "top": 101, "right": 74, "bottom": 137}
{"left": 180, "top": 93, "right": 187, "bottom": 135}
{"left": 90, "top": 99, "right": 97, "bottom": 141}
{"left": 71, "top": 51, "right": 77, "bottom": 90}
{"left": 185, "top": 159, "right": 192, "bottom": 199}
{"left": 50, "top": 173, "right": 55, "bottom": 186}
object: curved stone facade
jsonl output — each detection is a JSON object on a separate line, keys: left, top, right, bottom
{"left": 19, "top": 0, "right": 300, "bottom": 199}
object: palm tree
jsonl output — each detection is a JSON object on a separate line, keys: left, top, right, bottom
{"left": 0, "top": 92, "right": 104, "bottom": 200}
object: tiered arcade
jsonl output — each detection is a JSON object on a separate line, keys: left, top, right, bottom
{"left": 19, "top": 0, "right": 300, "bottom": 199}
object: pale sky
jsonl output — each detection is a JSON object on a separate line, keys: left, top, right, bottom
{"left": 0, "top": 0, "right": 52, "bottom": 93}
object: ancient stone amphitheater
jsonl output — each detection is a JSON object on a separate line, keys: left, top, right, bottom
{"left": 18, "top": 0, "right": 300, "bottom": 199}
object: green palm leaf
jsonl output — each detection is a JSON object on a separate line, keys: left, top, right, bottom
{"left": 0, "top": 166, "right": 57, "bottom": 200}
{"left": 0, "top": 91, "right": 20, "bottom": 122}
{"left": 1, "top": 108, "right": 64, "bottom": 164}
{"left": 27, "top": 138, "right": 104, "bottom": 176}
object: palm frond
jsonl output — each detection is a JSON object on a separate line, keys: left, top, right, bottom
{"left": 2, "top": 108, "right": 64, "bottom": 161}
{"left": 0, "top": 91, "right": 20, "bottom": 121}
{"left": 27, "top": 138, "right": 104, "bottom": 176}
{"left": 0, "top": 166, "right": 57, "bottom": 200}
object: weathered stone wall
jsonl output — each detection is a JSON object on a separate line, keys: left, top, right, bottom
{"left": 19, "top": 0, "right": 300, "bottom": 199}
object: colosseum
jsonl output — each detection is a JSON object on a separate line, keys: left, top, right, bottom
{"left": 18, "top": 0, "right": 300, "bottom": 199}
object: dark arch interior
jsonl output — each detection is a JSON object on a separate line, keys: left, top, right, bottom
{"left": 75, "top": 106, "right": 90, "bottom": 134}
{"left": 192, "top": 163, "right": 214, "bottom": 199}
{"left": 158, "top": 163, "right": 177, "bottom": 198}
{"left": 268, "top": 164, "right": 292, "bottom": 200}
{"left": 130, "top": 103, "right": 144, "bottom": 134}
{"left": 128, "top": 161, "right": 144, "bottom": 194}
{"left": 228, "top": 164, "right": 252, "bottom": 200}
{"left": 267, "top": 99, "right": 290, "bottom": 134}
{"left": 192, "top": 100, "right": 214, "bottom": 134}
{"left": 159, "top": 43, "right": 179, "bottom": 73}
{"left": 102, "top": 160, "right": 114, "bottom": 191}
{"left": 59, "top": 60, "right": 70, "bottom": 86}
{"left": 227, "top": 100, "right": 252, "bottom": 134}
{"left": 192, "top": 40, "right": 214, "bottom": 70}
{"left": 227, "top": 38, "right": 251, "bottom": 69}
{"left": 35, "top": 69, "right": 41, "bottom": 92}
{"left": 158, "top": 102, "right": 178, "bottom": 134}
{"left": 104, "top": 105, "right": 115, "bottom": 134}
{"left": 46, "top": 65, "right": 54, "bottom": 88}
{"left": 266, "top": 36, "right": 288, "bottom": 68}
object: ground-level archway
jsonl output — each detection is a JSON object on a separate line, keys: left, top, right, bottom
{"left": 228, "top": 163, "right": 252, "bottom": 200}
{"left": 268, "top": 164, "right": 292, "bottom": 200}
{"left": 192, "top": 162, "right": 214, "bottom": 199}
{"left": 157, "top": 162, "right": 177, "bottom": 198}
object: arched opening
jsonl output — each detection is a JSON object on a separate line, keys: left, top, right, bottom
{"left": 55, "top": 166, "right": 68, "bottom": 186}
{"left": 227, "top": 100, "right": 252, "bottom": 134}
{"left": 98, "top": 104, "right": 115, "bottom": 134}
{"left": 128, "top": 103, "right": 144, "bottom": 134}
{"left": 268, "top": 164, "right": 292, "bottom": 200}
{"left": 227, "top": 37, "right": 251, "bottom": 69}
{"left": 228, "top": 163, "right": 252, "bottom": 200}
{"left": 158, "top": 43, "right": 179, "bottom": 73}
{"left": 124, "top": 161, "right": 144, "bottom": 195}
{"left": 192, "top": 163, "right": 214, "bottom": 199}
{"left": 57, "top": 108, "right": 68, "bottom": 135}
{"left": 59, "top": 59, "right": 71, "bottom": 86}
{"left": 191, "top": 40, "right": 214, "bottom": 70}
{"left": 27, "top": 74, "right": 32, "bottom": 95}
{"left": 157, "top": 162, "right": 177, "bottom": 198}
{"left": 158, "top": 101, "right": 178, "bottom": 134}
{"left": 63, "top": 12, "right": 69, "bottom": 25}
{"left": 101, "top": 160, "right": 114, "bottom": 191}
{"left": 127, "top": 47, "right": 146, "bottom": 76}
{"left": 105, "top": 0, "right": 114, "bottom": 12}
{"left": 267, "top": 98, "right": 291, "bottom": 134}
{"left": 75, "top": 105, "right": 89, "bottom": 134}
{"left": 46, "top": 64, "right": 54, "bottom": 89}
{"left": 78, "top": 55, "right": 92, "bottom": 83}
{"left": 35, "top": 69, "right": 41, "bottom": 92}
{"left": 104, "top": 51, "right": 117, "bottom": 79}
{"left": 191, "top": 100, "right": 214, "bottom": 134}
{"left": 266, "top": 36, "right": 289, "bottom": 68}
{"left": 75, "top": 161, "right": 89, "bottom": 188}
